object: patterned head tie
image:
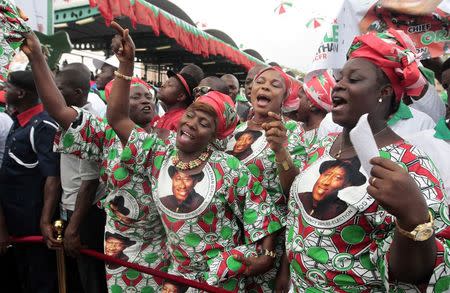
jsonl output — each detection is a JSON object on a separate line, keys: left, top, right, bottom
{"left": 254, "top": 66, "right": 298, "bottom": 112}
{"left": 304, "top": 70, "right": 335, "bottom": 113}
{"left": 194, "top": 91, "right": 238, "bottom": 139}
{"left": 347, "top": 28, "right": 426, "bottom": 102}
{"left": 105, "top": 77, "right": 152, "bottom": 101}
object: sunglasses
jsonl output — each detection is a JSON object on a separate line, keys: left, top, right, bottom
{"left": 193, "top": 86, "right": 212, "bottom": 97}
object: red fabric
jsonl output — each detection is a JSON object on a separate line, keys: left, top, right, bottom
{"left": 285, "top": 81, "right": 301, "bottom": 112}
{"left": 154, "top": 108, "right": 185, "bottom": 131}
{"left": 93, "top": 0, "right": 257, "bottom": 70}
{"left": 104, "top": 77, "right": 151, "bottom": 101}
{"left": 304, "top": 70, "right": 335, "bottom": 112}
{"left": 195, "top": 91, "right": 238, "bottom": 139}
{"left": 16, "top": 103, "right": 44, "bottom": 127}
{"left": 10, "top": 236, "right": 229, "bottom": 293}
{"left": 0, "top": 90, "right": 5, "bottom": 104}
{"left": 347, "top": 28, "right": 426, "bottom": 102}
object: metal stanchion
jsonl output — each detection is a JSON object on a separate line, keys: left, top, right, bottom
{"left": 54, "top": 220, "right": 67, "bottom": 293}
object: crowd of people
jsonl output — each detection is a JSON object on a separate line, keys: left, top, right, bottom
{"left": 0, "top": 18, "right": 449, "bottom": 293}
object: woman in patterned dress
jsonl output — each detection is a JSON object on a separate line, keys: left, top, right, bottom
{"left": 22, "top": 33, "right": 170, "bottom": 292}
{"left": 286, "top": 70, "right": 335, "bottom": 149}
{"left": 224, "top": 66, "right": 306, "bottom": 292}
{"left": 104, "top": 23, "right": 283, "bottom": 292}
{"left": 279, "top": 29, "right": 450, "bottom": 292}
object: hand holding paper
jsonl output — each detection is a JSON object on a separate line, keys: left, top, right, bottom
{"left": 349, "top": 114, "right": 379, "bottom": 175}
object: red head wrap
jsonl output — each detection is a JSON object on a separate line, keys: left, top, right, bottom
{"left": 254, "top": 66, "right": 297, "bottom": 112}
{"left": 194, "top": 91, "right": 238, "bottom": 139}
{"left": 104, "top": 77, "right": 152, "bottom": 101}
{"left": 347, "top": 28, "right": 426, "bottom": 102}
{"left": 304, "top": 70, "right": 335, "bottom": 112}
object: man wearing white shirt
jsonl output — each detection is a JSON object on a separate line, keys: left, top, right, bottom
{"left": 0, "top": 112, "right": 12, "bottom": 167}
{"left": 317, "top": 102, "right": 435, "bottom": 139}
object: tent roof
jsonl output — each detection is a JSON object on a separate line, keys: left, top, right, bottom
{"left": 54, "top": 0, "right": 265, "bottom": 78}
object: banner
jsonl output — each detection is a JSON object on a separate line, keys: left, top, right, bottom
{"left": 14, "top": 0, "right": 53, "bottom": 34}
{"left": 307, "top": 0, "right": 450, "bottom": 78}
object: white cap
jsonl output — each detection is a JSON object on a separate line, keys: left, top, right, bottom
{"left": 93, "top": 55, "right": 119, "bottom": 70}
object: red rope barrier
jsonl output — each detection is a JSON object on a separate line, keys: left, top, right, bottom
{"left": 10, "top": 236, "right": 230, "bottom": 293}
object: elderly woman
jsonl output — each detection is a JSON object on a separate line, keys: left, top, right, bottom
{"left": 281, "top": 29, "right": 450, "bottom": 292}
{"left": 22, "top": 34, "right": 169, "bottom": 292}
{"left": 225, "top": 66, "right": 306, "bottom": 292}
{"left": 102, "top": 23, "right": 281, "bottom": 292}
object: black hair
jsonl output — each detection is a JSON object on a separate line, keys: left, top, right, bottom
{"left": 56, "top": 69, "right": 90, "bottom": 96}
{"left": 442, "top": 57, "right": 450, "bottom": 74}
{"left": 8, "top": 71, "right": 37, "bottom": 99}
{"left": 234, "top": 129, "right": 263, "bottom": 141}
{"left": 200, "top": 76, "right": 230, "bottom": 95}
{"left": 168, "top": 166, "right": 205, "bottom": 182}
{"left": 319, "top": 157, "right": 366, "bottom": 186}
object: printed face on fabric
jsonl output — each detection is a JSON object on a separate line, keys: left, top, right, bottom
{"left": 286, "top": 134, "right": 448, "bottom": 292}
{"left": 227, "top": 129, "right": 264, "bottom": 161}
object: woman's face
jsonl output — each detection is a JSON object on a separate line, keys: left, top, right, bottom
{"left": 331, "top": 58, "right": 387, "bottom": 129}
{"left": 176, "top": 106, "right": 216, "bottom": 153}
{"left": 296, "top": 87, "right": 312, "bottom": 122}
{"left": 250, "top": 70, "right": 286, "bottom": 116}
{"left": 312, "top": 166, "right": 348, "bottom": 201}
{"left": 129, "top": 85, "right": 155, "bottom": 126}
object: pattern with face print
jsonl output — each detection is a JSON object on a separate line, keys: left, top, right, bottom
{"left": 286, "top": 135, "right": 450, "bottom": 292}
{"left": 55, "top": 108, "right": 169, "bottom": 292}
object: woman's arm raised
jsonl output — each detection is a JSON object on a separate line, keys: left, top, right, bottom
{"left": 21, "top": 32, "right": 77, "bottom": 129}
{"left": 105, "top": 22, "right": 136, "bottom": 145}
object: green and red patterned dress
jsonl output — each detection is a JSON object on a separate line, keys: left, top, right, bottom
{"left": 286, "top": 136, "right": 450, "bottom": 292}
{"left": 55, "top": 108, "right": 169, "bottom": 292}
{"left": 117, "top": 125, "right": 284, "bottom": 292}
{"left": 224, "top": 119, "right": 306, "bottom": 292}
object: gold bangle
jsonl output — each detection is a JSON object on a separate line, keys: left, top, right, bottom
{"left": 275, "top": 157, "right": 291, "bottom": 171}
{"left": 114, "top": 70, "right": 133, "bottom": 81}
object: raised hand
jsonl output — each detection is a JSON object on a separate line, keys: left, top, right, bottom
{"left": 262, "top": 111, "right": 288, "bottom": 154}
{"left": 20, "top": 31, "right": 43, "bottom": 59}
{"left": 367, "top": 157, "right": 429, "bottom": 230}
{"left": 110, "top": 21, "right": 135, "bottom": 63}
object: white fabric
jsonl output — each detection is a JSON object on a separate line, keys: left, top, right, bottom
{"left": 406, "top": 129, "right": 450, "bottom": 198}
{"left": 87, "top": 92, "right": 106, "bottom": 117}
{"left": 410, "top": 84, "right": 446, "bottom": 123}
{"left": 0, "top": 112, "right": 13, "bottom": 167}
{"left": 317, "top": 107, "right": 435, "bottom": 139}
{"left": 60, "top": 103, "right": 105, "bottom": 211}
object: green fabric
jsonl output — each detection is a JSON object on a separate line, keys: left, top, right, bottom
{"left": 440, "top": 91, "right": 448, "bottom": 104}
{"left": 99, "top": 90, "right": 107, "bottom": 103}
{"left": 434, "top": 117, "right": 450, "bottom": 141}
{"left": 419, "top": 66, "right": 436, "bottom": 85}
{"left": 387, "top": 101, "right": 413, "bottom": 126}
{"left": 235, "top": 94, "right": 248, "bottom": 102}
{"left": 35, "top": 31, "right": 72, "bottom": 70}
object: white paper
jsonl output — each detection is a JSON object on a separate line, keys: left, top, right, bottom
{"left": 349, "top": 114, "right": 379, "bottom": 175}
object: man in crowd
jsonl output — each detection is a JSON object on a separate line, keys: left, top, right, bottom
{"left": 0, "top": 70, "right": 60, "bottom": 292}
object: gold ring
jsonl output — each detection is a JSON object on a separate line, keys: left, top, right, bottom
{"left": 371, "top": 177, "right": 376, "bottom": 186}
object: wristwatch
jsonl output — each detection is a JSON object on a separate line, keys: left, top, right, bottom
{"left": 395, "top": 211, "right": 434, "bottom": 241}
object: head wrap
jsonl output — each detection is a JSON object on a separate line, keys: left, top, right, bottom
{"left": 105, "top": 77, "right": 152, "bottom": 101}
{"left": 194, "top": 91, "right": 238, "bottom": 139}
{"left": 347, "top": 28, "right": 426, "bottom": 102}
{"left": 254, "top": 66, "right": 296, "bottom": 112}
{"left": 283, "top": 80, "right": 301, "bottom": 113}
{"left": 303, "top": 70, "right": 335, "bottom": 112}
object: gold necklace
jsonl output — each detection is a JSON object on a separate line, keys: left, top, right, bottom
{"left": 335, "top": 126, "right": 388, "bottom": 159}
{"left": 172, "top": 147, "right": 211, "bottom": 170}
